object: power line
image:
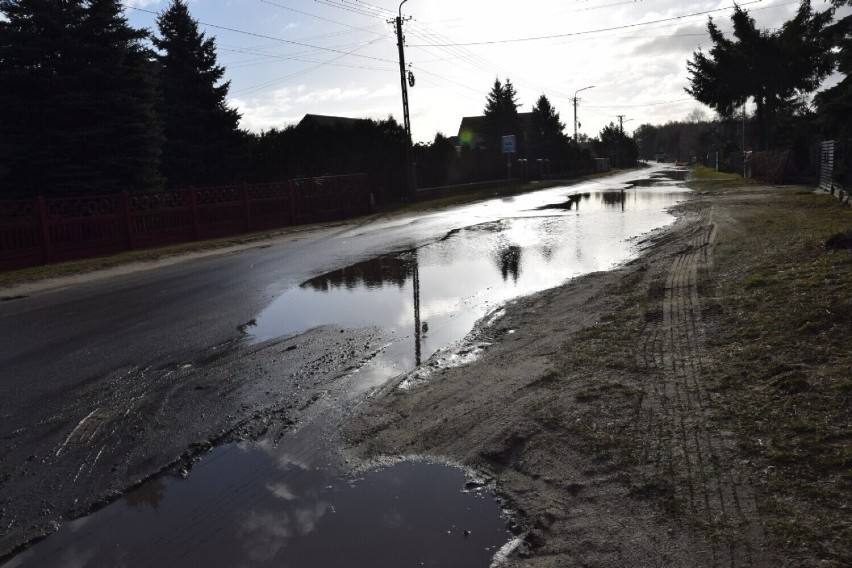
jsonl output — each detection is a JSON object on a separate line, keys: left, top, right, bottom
{"left": 403, "top": 17, "right": 576, "bottom": 105}
{"left": 220, "top": 45, "right": 394, "bottom": 73}
{"left": 121, "top": 4, "right": 397, "bottom": 65}
{"left": 573, "top": 0, "right": 647, "bottom": 13}
{"left": 550, "top": 0, "right": 801, "bottom": 45}
{"left": 230, "top": 37, "right": 386, "bottom": 96}
{"left": 313, "top": 0, "right": 384, "bottom": 19}
{"left": 585, "top": 98, "right": 693, "bottom": 109}
{"left": 258, "top": 0, "right": 386, "bottom": 37}
{"left": 406, "top": 0, "right": 766, "bottom": 47}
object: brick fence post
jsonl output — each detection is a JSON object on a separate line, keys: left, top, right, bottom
{"left": 37, "top": 196, "right": 52, "bottom": 264}
{"left": 288, "top": 180, "right": 297, "bottom": 226}
{"left": 189, "top": 187, "right": 200, "bottom": 240}
{"left": 242, "top": 183, "right": 251, "bottom": 233}
{"left": 310, "top": 178, "right": 317, "bottom": 223}
{"left": 122, "top": 191, "right": 134, "bottom": 250}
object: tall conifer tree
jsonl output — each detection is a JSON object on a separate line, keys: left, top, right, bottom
{"left": 530, "top": 94, "right": 567, "bottom": 159}
{"left": 154, "top": 0, "right": 242, "bottom": 188}
{"left": 686, "top": 1, "right": 833, "bottom": 149}
{"left": 71, "top": 0, "right": 163, "bottom": 193}
{"left": 815, "top": 0, "right": 852, "bottom": 138}
{"left": 0, "top": 0, "right": 162, "bottom": 196}
{"left": 483, "top": 77, "right": 521, "bottom": 153}
{"left": 0, "top": 0, "right": 82, "bottom": 196}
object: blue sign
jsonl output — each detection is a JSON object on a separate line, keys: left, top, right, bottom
{"left": 501, "top": 135, "right": 516, "bottom": 154}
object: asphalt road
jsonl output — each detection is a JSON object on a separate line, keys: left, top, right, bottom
{"left": 0, "top": 167, "right": 673, "bottom": 561}
{"left": 0, "top": 182, "right": 518, "bottom": 560}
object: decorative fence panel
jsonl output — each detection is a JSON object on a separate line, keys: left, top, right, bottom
{"left": 820, "top": 140, "right": 835, "bottom": 193}
{"left": 819, "top": 139, "right": 851, "bottom": 205}
{"left": 0, "top": 174, "right": 370, "bottom": 271}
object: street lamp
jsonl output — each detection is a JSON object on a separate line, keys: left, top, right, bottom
{"left": 573, "top": 85, "right": 595, "bottom": 144}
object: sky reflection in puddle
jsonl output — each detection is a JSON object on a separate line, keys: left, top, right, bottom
{"left": 249, "top": 183, "right": 690, "bottom": 387}
{"left": 5, "top": 444, "right": 509, "bottom": 568}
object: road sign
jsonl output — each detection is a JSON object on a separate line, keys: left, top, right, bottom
{"left": 501, "top": 135, "right": 516, "bottom": 154}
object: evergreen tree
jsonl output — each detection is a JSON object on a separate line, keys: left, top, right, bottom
{"left": 815, "top": 0, "right": 852, "bottom": 139}
{"left": 530, "top": 94, "right": 567, "bottom": 159}
{"left": 686, "top": 1, "right": 833, "bottom": 150}
{"left": 0, "top": 0, "right": 82, "bottom": 196}
{"left": 593, "top": 123, "right": 638, "bottom": 168}
{"left": 154, "top": 0, "right": 242, "bottom": 188}
{"left": 0, "top": 0, "right": 162, "bottom": 196}
{"left": 70, "top": 0, "right": 163, "bottom": 193}
{"left": 483, "top": 77, "right": 521, "bottom": 152}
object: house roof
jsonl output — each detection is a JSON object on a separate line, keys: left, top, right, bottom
{"left": 457, "top": 112, "right": 535, "bottom": 147}
{"left": 298, "top": 114, "right": 366, "bottom": 129}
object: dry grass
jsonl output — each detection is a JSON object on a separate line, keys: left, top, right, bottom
{"left": 702, "top": 179, "right": 852, "bottom": 563}
{"left": 545, "top": 167, "right": 851, "bottom": 563}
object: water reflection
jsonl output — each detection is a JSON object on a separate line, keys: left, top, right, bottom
{"left": 250, "top": 182, "right": 691, "bottom": 386}
{"left": 301, "top": 254, "right": 415, "bottom": 291}
{"left": 536, "top": 192, "right": 589, "bottom": 211}
{"left": 600, "top": 190, "right": 625, "bottom": 208}
{"left": 3, "top": 169, "right": 694, "bottom": 568}
{"left": 123, "top": 478, "right": 166, "bottom": 512}
{"left": 496, "top": 245, "right": 522, "bottom": 282}
{"left": 5, "top": 445, "right": 510, "bottom": 568}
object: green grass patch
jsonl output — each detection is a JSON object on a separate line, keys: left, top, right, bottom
{"left": 704, "top": 186, "right": 852, "bottom": 562}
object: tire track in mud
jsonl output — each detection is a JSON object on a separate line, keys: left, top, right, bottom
{"left": 637, "top": 211, "right": 768, "bottom": 567}
{"left": 0, "top": 326, "right": 383, "bottom": 562}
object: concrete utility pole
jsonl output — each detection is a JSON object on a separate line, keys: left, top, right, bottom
{"left": 392, "top": 1, "right": 411, "bottom": 140}
{"left": 390, "top": 1, "right": 414, "bottom": 199}
{"left": 742, "top": 100, "right": 747, "bottom": 178}
{"left": 573, "top": 85, "right": 595, "bottom": 144}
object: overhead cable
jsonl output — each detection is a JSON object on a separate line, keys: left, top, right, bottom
{"left": 406, "top": 0, "right": 767, "bottom": 46}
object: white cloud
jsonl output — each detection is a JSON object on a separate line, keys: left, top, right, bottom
{"left": 295, "top": 86, "right": 371, "bottom": 104}
{"left": 122, "top": 0, "right": 163, "bottom": 8}
{"left": 120, "top": 0, "right": 848, "bottom": 142}
{"left": 266, "top": 481, "right": 296, "bottom": 501}
{"left": 366, "top": 83, "right": 399, "bottom": 99}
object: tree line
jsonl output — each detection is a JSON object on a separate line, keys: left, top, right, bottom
{"left": 0, "top": 0, "right": 243, "bottom": 197}
{"left": 413, "top": 78, "right": 639, "bottom": 188}
{"left": 0, "top": 0, "right": 642, "bottom": 202}
{"left": 684, "top": 0, "right": 850, "bottom": 156}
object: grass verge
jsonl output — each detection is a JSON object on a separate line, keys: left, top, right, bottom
{"left": 701, "top": 171, "right": 852, "bottom": 563}
{"left": 529, "top": 166, "right": 850, "bottom": 563}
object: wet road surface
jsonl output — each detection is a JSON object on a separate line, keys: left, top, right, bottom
{"left": 0, "top": 165, "right": 690, "bottom": 566}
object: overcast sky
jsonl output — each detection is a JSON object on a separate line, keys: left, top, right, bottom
{"left": 123, "top": 0, "right": 849, "bottom": 143}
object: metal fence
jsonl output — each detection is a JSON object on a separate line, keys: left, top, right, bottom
{"left": 0, "top": 174, "right": 370, "bottom": 272}
{"left": 820, "top": 140, "right": 851, "bottom": 205}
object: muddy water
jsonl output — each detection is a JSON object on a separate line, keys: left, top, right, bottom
{"left": 6, "top": 442, "right": 509, "bottom": 567}
{"left": 249, "top": 177, "right": 690, "bottom": 391}
{"left": 5, "top": 169, "right": 691, "bottom": 567}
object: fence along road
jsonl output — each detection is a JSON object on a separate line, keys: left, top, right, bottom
{"left": 0, "top": 174, "right": 370, "bottom": 272}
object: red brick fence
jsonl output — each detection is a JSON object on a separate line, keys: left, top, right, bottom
{"left": 0, "top": 174, "right": 370, "bottom": 272}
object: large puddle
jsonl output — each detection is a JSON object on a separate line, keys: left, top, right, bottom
{"left": 5, "top": 168, "right": 691, "bottom": 567}
{"left": 248, "top": 177, "right": 690, "bottom": 391}
{"left": 5, "top": 444, "right": 510, "bottom": 567}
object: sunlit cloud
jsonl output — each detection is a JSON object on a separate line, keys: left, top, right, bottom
{"left": 122, "top": 0, "right": 163, "bottom": 7}
{"left": 295, "top": 86, "right": 371, "bottom": 104}
{"left": 237, "top": 502, "right": 331, "bottom": 562}
{"left": 121, "top": 0, "right": 850, "bottom": 141}
{"left": 266, "top": 481, "right": 296, "bottom": 501}
{"left": 238, "top": 510, "right": 292, "bottom": 562}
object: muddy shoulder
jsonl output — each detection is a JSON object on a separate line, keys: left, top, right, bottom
{"left": 343, "top": 180, "right": 852, "bottom": 567}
